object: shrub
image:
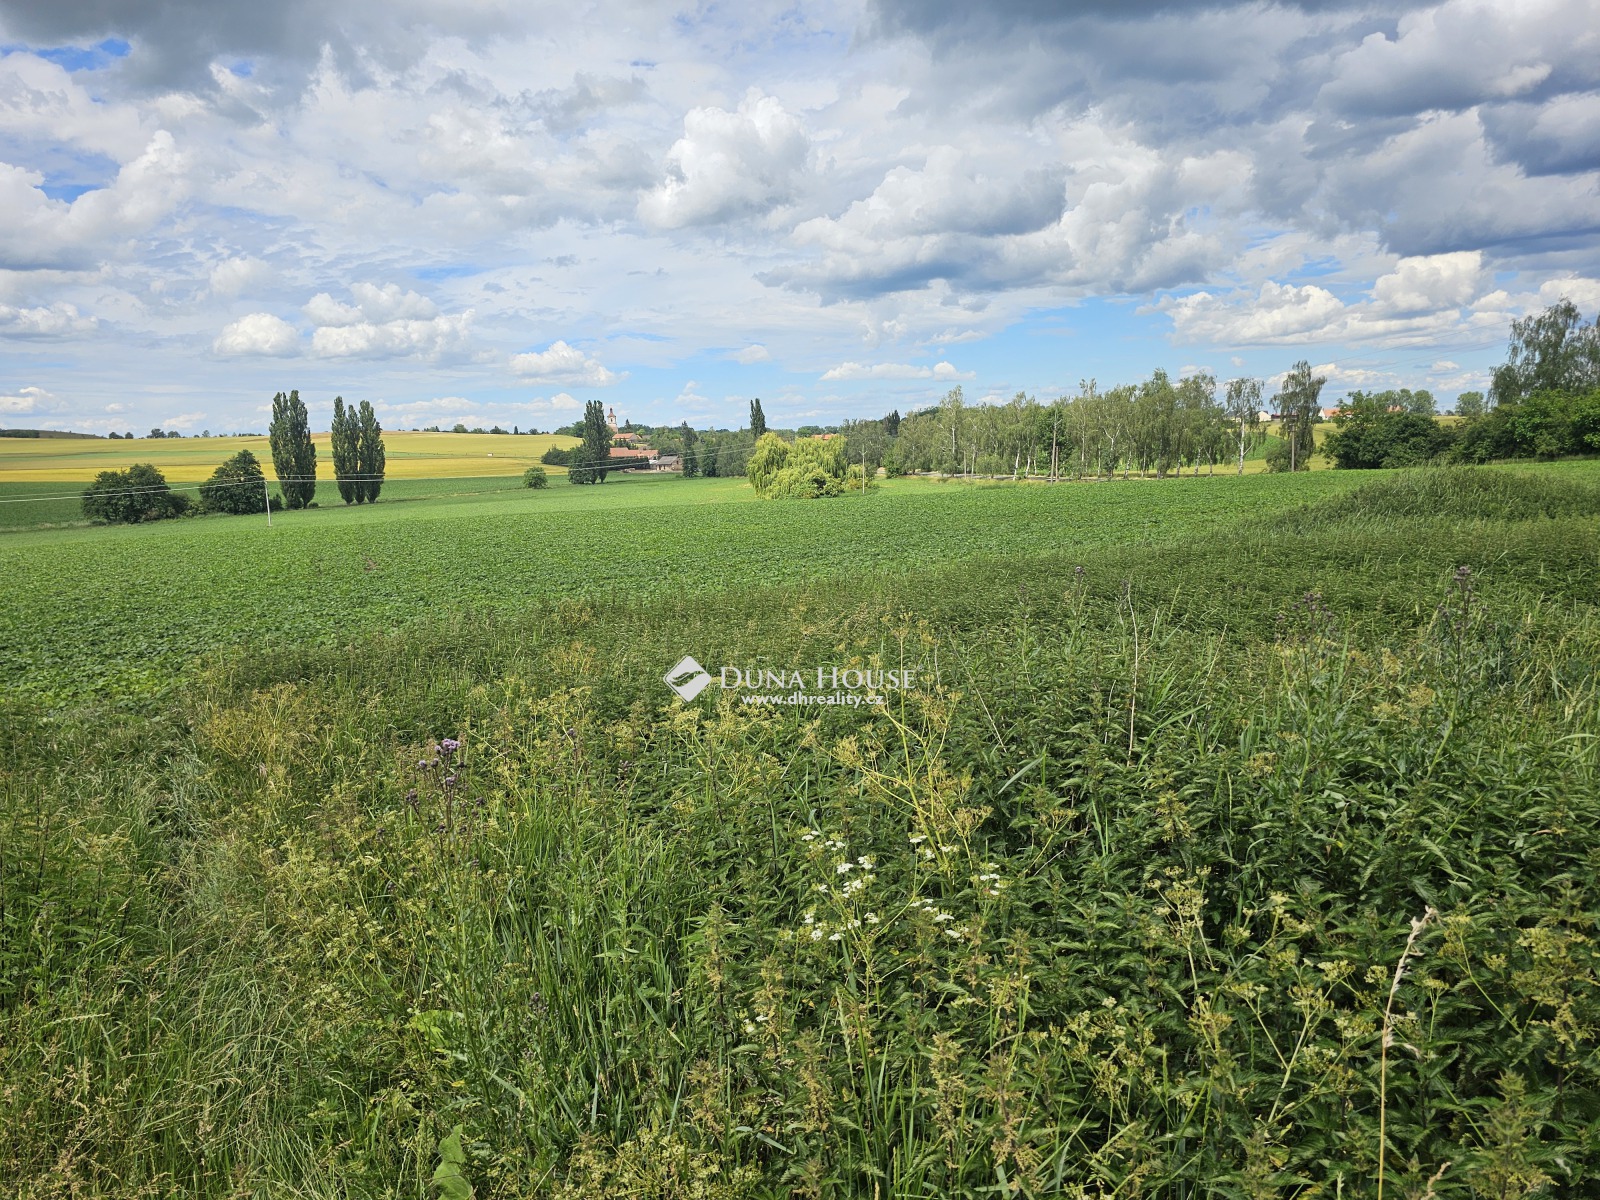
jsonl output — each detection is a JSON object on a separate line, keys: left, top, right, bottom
{"left": 1323, "top": 410, "right": 1457, "bottom": 469}
{"left": 81, "top": 464, "right": 190, "bottom": 524}
{"left": 522, "top": 466, "right": 549, "bottom": 489}
{"left": 199, "top": 450, "right": 269, "bottom": 515}
{"left": 1263, "top": 438, "right": 1303, "bottom": 472}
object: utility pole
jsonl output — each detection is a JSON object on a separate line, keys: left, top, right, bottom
{"left": 264, "top": 478, "right": 272, "bottom": 527}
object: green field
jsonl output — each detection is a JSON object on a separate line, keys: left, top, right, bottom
{"left": 3, "top": 464, "right": 1599, "bottom": 1196}
{"left": 3, "top": 473, "right": 1379, "bottom": 702}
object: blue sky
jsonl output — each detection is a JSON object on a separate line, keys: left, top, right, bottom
{"left": 2, "top": 0, "right": 1598, "bottom": 434}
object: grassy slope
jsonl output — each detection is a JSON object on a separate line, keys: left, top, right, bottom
{"left": 2, "top": 464, "right": 1598, "bottom": 1197}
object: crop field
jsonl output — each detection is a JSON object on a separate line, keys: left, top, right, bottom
{"left": 0, "top": 429, "right": 578, "bottom": 483}
{"left": 3, "top": 462, "right": 1599, "bottom": 1197}
{"left": 3, "top": 471, "right": 1381, "bottom": 702}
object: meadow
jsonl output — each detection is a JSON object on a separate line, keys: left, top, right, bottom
{"left": 2, "top": 463, "right": 1598, "bottom": 1198}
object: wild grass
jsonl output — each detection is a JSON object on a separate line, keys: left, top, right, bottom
{"left": 2, "top": 464, "right": 1597, "bottom": 1197}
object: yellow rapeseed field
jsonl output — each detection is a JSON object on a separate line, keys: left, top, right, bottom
{"left": 0, "top": 431, "right": 579, "bottom": 483}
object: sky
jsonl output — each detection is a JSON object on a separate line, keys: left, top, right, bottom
{"left": 1, "top": 0, "right": 1598, "bottom": 435}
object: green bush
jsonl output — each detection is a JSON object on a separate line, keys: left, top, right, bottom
{"left": 199, "top": 450, "right": 269, "bottom": 515}
{"left": 81, "top": 463, "right": 191, "bottom": 523}
{"left": 522, "top": 466, "right": 549, "bottom": 489}
{"left": 1323, "top": 410, "right": 1456, "bottom": 469}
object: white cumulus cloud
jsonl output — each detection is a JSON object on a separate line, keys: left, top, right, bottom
{"left": 639, "top": 91, "right": 811, "bottom": 229}
{"left": 214, "top": 312, "right": 300, "bottom": 356}
{"left": 303, "top": 284, "right": 471, "bottom": 361}
{"left": 508, "top": 340, "right": 622, "bottom": 386}
{"left": 0, "top": 302, "right": 95, "bottom": 337}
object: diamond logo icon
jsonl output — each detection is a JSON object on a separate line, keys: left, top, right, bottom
{"left": 664, "top": 655, "right": 713, "bottom": 701}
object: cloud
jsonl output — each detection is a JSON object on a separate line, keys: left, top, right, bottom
{"left": 508, "top": 340, "right": 622, "bottom": 386}
{"left": 303, "top": 284, "right": 472, "bottom": 360}
{"left": 0, "top": 132, "right": 188, "bottom": 269}
{"left": 0, "top": 301, "right": 95, "bottom": 337}
{"left": 1538, "top": 275, "right": 1600, "bottom": 312}
{"left": 1370, "top": 251, "right": 1484, "bottom": 315}
{"left": 531, "top": 392, "right": 581, "bottom": 412}
{"left": 639, "top": 91, "right": 811, "bottom": 228}
{"left": 1156, "top": 251, "right": 1526, "bottom": 349}
{"left": 1481, "top": 92, "right": 1600, "bottom": 177}
{"left": 731, "top": 344, "right": 771, "bottom": 364}
{"left": 304, "top": 282, "right": 439, "bottom": 326}
{"left": 820, "top": 360, "right": 972, "bottom": 381}
{"left": 778, "top": 137, "right": 1236, "bottom": 300}
{"left": 1159, "top": 281, "right": 1347, "bottom": 345}
{"left": 0, "top": 0, "right": 524, "bottom": 91}
{"left": 161, "top": 410, "right": 206, "bottom": 429}
{"left": 1318, "top": 0, "right": 1600, "bottom": 119}
{"left": 0, "top": 385, "right": 61, "bottom": 415}
{"left": 214, "top": 312, "right": 299, "bottom": 356}
{"left": 208, "top": 256, "right": 274, "bottom": 298}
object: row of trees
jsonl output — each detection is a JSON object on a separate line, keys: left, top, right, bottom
{"left": 268, "top": 390, "right": 386, "bottom": 508}
{"left": 858, "top": 369, "right": 1285, "bottom": 480}
{"left": 626, "top": 301, "right": 1598, "bottom": 481}
{"left": 330, "top": 397, "right": 386, "bottom": 504}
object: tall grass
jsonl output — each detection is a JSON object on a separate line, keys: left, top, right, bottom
{"left": 3, "top": 469, "right": 1597, "bottom": 1197}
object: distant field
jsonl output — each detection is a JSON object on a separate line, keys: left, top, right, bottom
{"left": 0, "top": 429, "right": 579, "bottom": 483}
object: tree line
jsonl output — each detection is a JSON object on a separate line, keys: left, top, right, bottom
{"left": 605, "top": 300, "right": 1599, "bottom": 481}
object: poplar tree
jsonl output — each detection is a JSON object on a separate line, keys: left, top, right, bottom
{"left": 331, "top": 396, "right": 358, "bottom": 504}
{"left": 268, "top": 389, "right": 317, "bottom": 508}
{"left": 680, "top": 421, "right": 700, "bottom": 477}
{"left": 749, "top": 397, "right": 767, "bottom": 438}
{"left": 571, "top": 399, "right": 611, "bottom": 484}
{"left": 356, "top": 400, "right": 386, "bottom": 502}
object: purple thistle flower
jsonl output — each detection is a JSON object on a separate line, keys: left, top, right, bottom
{"left": 443, "top": 774, "right": 458, "bottom": 790}
{"left": 441, "top": 737, "right": 461, "bottom": 754}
